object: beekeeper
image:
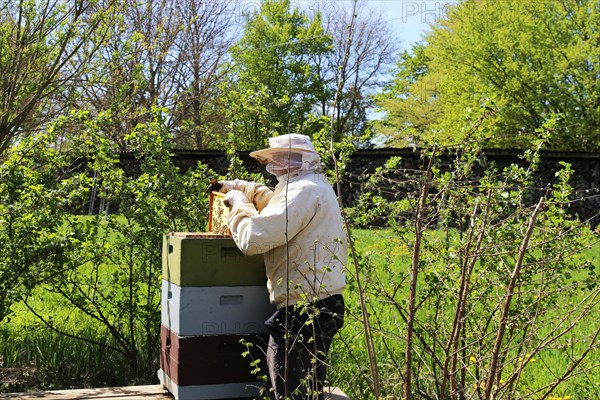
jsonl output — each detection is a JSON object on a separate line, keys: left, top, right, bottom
{"left": 209, "top": 133, "right": 347, "bottom": 399}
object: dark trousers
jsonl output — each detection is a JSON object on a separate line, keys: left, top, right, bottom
{"left": 264, "top": 295, "right": 344, "bottom": 400}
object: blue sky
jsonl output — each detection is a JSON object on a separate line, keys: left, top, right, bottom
{"left": 300, "top": 0, "right": 457, "bottom": 52}
{"left": 238, "top": 1, "right": 457, "bottom": 52}
{"left": 370, "top": 1, "right": 464, "bottom": 52}
{"left": 367, "top": 0, "right": 454, "bottom": 51}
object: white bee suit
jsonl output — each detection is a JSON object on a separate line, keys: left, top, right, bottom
{"left": 217, "top": 134, "right": 346, "bottom": 397}
{"left": 223, "top": 170, "right": 347, "bottom": 309}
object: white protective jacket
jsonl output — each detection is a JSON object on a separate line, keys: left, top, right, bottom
{"left": 224, "top": 171, "right": 347, "bottom": 309}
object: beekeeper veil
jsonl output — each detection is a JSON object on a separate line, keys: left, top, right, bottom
{"left": 249, "top": 134, "right": 321, "bottom": 176}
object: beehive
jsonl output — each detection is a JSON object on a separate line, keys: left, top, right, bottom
{"left": 159, "top": 325, "right": 267, "bottom": 398}
{"left": 158, "top": 230, "right": 274, "bottom": 400}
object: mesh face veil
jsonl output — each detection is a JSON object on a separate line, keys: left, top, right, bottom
{"left": 248, "top": 134, "right": 322, "bottom": 177}
{"left": 265, "top": 150, "right": 321, "bottom": 176}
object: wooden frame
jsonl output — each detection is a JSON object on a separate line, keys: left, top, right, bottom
{"left": 208, "top": 191, "right": 231, "bottom": 236}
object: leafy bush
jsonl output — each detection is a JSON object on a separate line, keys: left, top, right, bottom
{"left": 334, "top": 128, "right": 599, "bottom": 399}
{"left": 1, "top": 109, "right": 212, "bottom": 388}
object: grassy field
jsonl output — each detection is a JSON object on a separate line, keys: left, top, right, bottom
{"left": 0, "top": 287, "right": 143, "bottom": 391}
{"left": 329, "top": 229, "right": 600, "bottom": 400}
{"left": 1, "top": 228, "right": 599, "bottom": 399}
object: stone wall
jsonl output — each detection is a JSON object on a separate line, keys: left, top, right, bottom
{"left": 340, "top": 149, "right": 600, "bottom": 227}
{"left": 120, "top": 148, "right": 600, "bottom": 227}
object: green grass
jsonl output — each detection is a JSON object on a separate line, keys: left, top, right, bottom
{"left": 329, "top": 229, "right": 600, "bottom": 400}
{"left": 1, "top": 227, "right": 598, "bottom": 399}
{"left": 0, "top": 288, "right": 144, "bottom": 392}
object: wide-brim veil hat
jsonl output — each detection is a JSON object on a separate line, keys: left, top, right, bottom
{"left": 249, "top": 134, "right": 317, "bottom": 164}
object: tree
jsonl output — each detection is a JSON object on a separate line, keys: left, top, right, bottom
{"left": 319, "top": 2, "right": 399, "bottom": 146}
{"left": 0, "top": 110, "right": 210, "bottom": 381}
{"left": 0, "top": 131, "right": 75, "bottom": 322}
{"left": 373, "top": 43, "right": 443, "bottom": 147}
{"left": 226, "top": 0, "right": 333, "bottom": 149}
{"left": 375, "top": 0, "right": 600, "bottom": 150}
{"left": 168, "top": 0, "right": 237, "bottom": 150}
{"left": 342, "top": 118, "right": 600, "bottom": 399}
{"left": 79, "top": 0, "right": 237, "bottom": 151}
{"left": 0, "top": 0, "right": 114, "bottom": 156}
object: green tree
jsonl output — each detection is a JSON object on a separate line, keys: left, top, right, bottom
{"left": 0, "top": 109, "right": 210, "bottom": 382}
{"left": 375, "top": 0, "right": 600, "bottom": 150}
{"left": 373, "top": 43, "right": 441, "bottom": 147}
{"left": 0, "top": 131, "right": 76, "bottom": 321}
{"left": 0, "top": 0, "right": 114, "bottom": 156}
{"left": 227, "top": 0, "right": 333, "bottom": 148}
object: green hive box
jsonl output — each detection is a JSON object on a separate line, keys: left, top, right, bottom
{"left": 162, "top": 233, "right": 266, "bottom": 287}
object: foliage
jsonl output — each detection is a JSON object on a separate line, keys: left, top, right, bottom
{"left": 1, "top": 0, "right": 598, "bottom": 397}
{"left": 0, "top": 132, "right": 77, "bottom": 322}
{"left": 375, "top": 0, "right": 600, "bottom": 151}
{"left": 0, "top": 0, "right": 115, "bottom": 155}
{"left": 331, "top": 228, "right": 599, "bottom": 399}
{"left": 1, "top": 0, "right": 397, "bottom": 154}
{"left": 1, "top": 112, "right": 598, "bottom": 397}
{"left": 79, "top": 0, "right": 237, "bottom": 151}
{"left": 0, "top": 109, "right": 211, "bottom": 384}
{"left": 226, "top": 0, "right": 333, "bottom": 148}
{"left": 341, "top": 121, "right": 600, "bottom": 398}
{"left": 0, "top": 322, "right": 137, "bottom": 391}
{"left": 373, "top": 44, "right": 441, "bottom": 148}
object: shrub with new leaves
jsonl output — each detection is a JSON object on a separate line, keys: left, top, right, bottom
{"left": 0, "top": 109, "right": 212, "bottom": 386}
{"left": 339, "top": 120, "right": 599, "bottom": 399}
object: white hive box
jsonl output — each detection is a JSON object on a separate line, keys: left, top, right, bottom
{"left": 161, "top": 279, "right": 274, "bottom": 336}
{"left": 158, "top": 371, "right": 261, "bottom": 400}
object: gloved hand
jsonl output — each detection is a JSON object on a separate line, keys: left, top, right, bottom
{"left": 224, "top": 190, "right": 249, "bottom": 208}
{"left": 207, "top": 179, "right": 241, "bottom": 194}
{"left": 207, "top": 178, "right": 223, "bottom": 193}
